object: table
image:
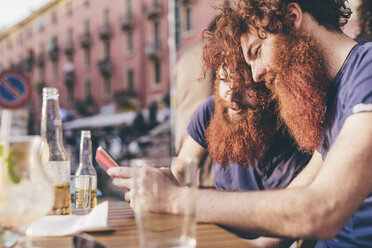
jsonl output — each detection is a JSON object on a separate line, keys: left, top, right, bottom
{"left": 31, "top": 201, "right": 251, "bottom": 248}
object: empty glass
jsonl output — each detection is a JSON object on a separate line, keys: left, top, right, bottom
{"left": 131, "top": 157, "right": 197, "bottom": 248}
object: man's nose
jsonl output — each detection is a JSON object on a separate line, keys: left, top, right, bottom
{"left": 251, "top": 63, "right": 266, "bottom": 83}
{"left": 230, "top": 90, "right": 241, "bottom": 103}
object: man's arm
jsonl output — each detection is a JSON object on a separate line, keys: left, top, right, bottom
{"left": 171, "top": 135, "right": 208, "bottom": 183}
{"left": 195, "top": 112, "right": 372, "bottom": 239}
{"left": 287, "top": 151, "right": 322, "bottom": 188}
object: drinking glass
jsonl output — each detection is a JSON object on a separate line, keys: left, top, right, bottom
{"left": 0, "top": 111, "right": 54, "bottom": 247}
{"left": 131, "top": 157, "right": 197, "bottom": 248}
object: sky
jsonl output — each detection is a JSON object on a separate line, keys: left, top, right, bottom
{"left": 0, "top": 0, "right": 51, "bottom": 31}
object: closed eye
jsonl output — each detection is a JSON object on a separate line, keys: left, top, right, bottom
{"left": 253, "top": 45, "right": 261, "bottom": 57}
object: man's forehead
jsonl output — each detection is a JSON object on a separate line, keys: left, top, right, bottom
{"left": 240, "top": 30, "right": 259, "bottom": 48}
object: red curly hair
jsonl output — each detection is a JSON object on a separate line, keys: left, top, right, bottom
{"left": 202, "top": 5, "right": 280, "bottom": 167}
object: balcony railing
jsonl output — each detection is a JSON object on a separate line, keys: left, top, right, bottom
{"left": 144, "top": 43, "right": 162, "bottom": 60}
{"left": 99, "top": 24, "right": 112, "bottom": 40}
{"left": 146, "top": 2, "right": 163, "bottom": 19}
{"left": 80, "top": 33, "right": 91, "bottom": 48}
{"left": 64, "top": 41, "right": 74, "bottom": 56}
{"left": 120, "top": 15, "right": 135, "bottom": 31}
{"left": 97, "top": 58, "right": 113, "bottom": 76}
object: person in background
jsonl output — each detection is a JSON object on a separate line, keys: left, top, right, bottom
{"left": 173, "top": 18, "right": 218, "bottom": 187}
{"left": 148, "top": 101, "right": 158, "bottom": 129}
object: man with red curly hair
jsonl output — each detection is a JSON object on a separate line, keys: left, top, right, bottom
{"left": 108, "top": 0, "right": 372, "bottom": 246}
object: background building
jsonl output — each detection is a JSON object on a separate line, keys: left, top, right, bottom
{"left": 0, "top": 0, "right": 217, "bottom": 125}
{"left": 0, "top": 0, "right": 362, "bottom": 134}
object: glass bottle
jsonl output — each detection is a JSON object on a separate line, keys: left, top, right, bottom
{"left": 75, "top": 130, "right": 98, "bottom": 208}
{"left": 41, "top": 87, "right": 71, "bottom": 215}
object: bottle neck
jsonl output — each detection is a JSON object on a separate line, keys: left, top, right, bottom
{"left": 41, "top": 90, "right": 67, "bottom": 157}
{"left": 79, "top": 134, "right": 94, "bottom": 169}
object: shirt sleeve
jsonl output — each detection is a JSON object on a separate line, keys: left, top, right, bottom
{"left": 344, "top": 44, "right": 372, "bottom": 118}
{"left": 186, "top": 96, "right": 215, "bottom": 149}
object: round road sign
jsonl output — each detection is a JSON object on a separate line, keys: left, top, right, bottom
{"left": 0, "top": 71, "right": 31, "bottom": 108}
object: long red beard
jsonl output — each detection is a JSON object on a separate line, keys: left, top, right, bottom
{"left": 265, "top": 32, "right": 331, "bottom": 153}
{"left": 205, "top": 92, "right": 277, "bottom": 168}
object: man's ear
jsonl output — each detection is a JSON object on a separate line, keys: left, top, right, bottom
{"left": 287, "top": 2, "right": 304, "bottom": 30}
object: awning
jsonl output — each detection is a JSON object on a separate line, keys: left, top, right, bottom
{"left": 63, "top": 109, "right": 169, "bottom": 130}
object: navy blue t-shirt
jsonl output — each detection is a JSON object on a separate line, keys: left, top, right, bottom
{"left": 315, "top": 42, "right": 372, "bottom": 247}
{"left": 187, "top": 96, "right": 310, "bottom": 191}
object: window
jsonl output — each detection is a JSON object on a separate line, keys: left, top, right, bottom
{"left": 51, "top": 11, "right": 57, "bottom": 24}
{"left": 127, "top": 69, "right": 134, "bottom": 90}
{"left": 37, "top": 18, "right": 44, "bottom": 31}
{"left": 50, "top": 37, "right": 58, "bottom": 50}
{"left": 104, "top": 41, "right": 110, "bottom": 59}
{"left": 84, "top": 79, "right": 92, "bottom": 100}
{"left": 126, "top": 0, "right": 132, "bottom": 18}
{"left": 68, "top": 28, "right": 73, "bottom": 42}
{"left": 66, "top": 2, "right": 73, "bottom": 16}
{"left": 83, "top": 20, "right": 91, "bottom": 67}
{"left": 53, "top": 61, "right": 58, "bottom": 78}
{"left": 104, "top": 8, "right": 110, "bottom": 26}
{"left": 182, "top": 5, "right": 193, "bottom": 33}
{"left": 40, "top": 66, "right": 45, "bottom": 81}
{"left": 104, "top": 76, "right": 111, "bottom": 98}
{"left": 175, "top": 0, "right": 181, "bottom": 49}
{"left": 127, "top": 30, "right": 133, "bottom": 52}
{"left": 84, "top": 49, "right": 91, "bottom": 67}
{"left": 154, "top": 20, "right": 160, "bottom": 48}
{"left": 154, "top": 59, "right": 161, "bottom": 84}
{"left": 185, "top": 6, "right": 192, "bottom": 31}
{"left": 84, "top": 19, "right": 90, "bottom": 34}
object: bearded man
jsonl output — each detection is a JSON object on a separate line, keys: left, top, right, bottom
{"left": 107, "top": 0, "right": 372, "bottom": 246}
{"left": 191, "top": 0, "right": 370, "bottom": 247}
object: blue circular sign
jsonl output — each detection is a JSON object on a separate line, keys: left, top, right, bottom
{"left": 0, "top": 71, "right": 31, "bottom": 108}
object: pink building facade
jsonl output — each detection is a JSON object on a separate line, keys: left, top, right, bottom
{"left": 0, "top": 0, "right": 217, "bottom": 121}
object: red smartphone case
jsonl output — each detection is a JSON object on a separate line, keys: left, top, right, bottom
{"left": 95, "top": 146, "right": 119, "bottom": 171}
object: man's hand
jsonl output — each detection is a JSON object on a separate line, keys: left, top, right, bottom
{"left": 107, "top": 167, "right": 182, "bottom": 213}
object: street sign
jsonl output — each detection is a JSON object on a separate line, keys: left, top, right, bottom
{"left": 0, "top": 71, "right": 31, "bottom": 108}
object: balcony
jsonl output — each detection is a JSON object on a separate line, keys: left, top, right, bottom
{"left": 64, "top": 71, "right": 74, "bottom": 88}
{"left": 64, "top": 41, "right": 74, "bottom": 56}
{"left": 49, "top": 47, "right": 59, "bottom": 62}
{"left": 120, "top": 15, "right": 135, "bottom": 31}
{"left": 146, "top": 2, "right": 163, "bottom": 20}
{"left": 98, "top": 59, "right": 113, "bottom": 76}
{"left": 144, "top": 43, "right": 162, "bottom": 60}
{"left": 99, "top": 24, "right": 112, "bottom": 40}
{"left": 80, "top": 33, "right": 91, "bottom": 48}
{"left": 37, "top": 54, "right": 45, "bottom": 67}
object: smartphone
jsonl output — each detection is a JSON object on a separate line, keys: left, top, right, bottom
{"left": 95, "top": 146, "right": 119, "bottom": 172}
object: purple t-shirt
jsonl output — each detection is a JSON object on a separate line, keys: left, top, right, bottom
{"left": 316, "top": 42, "right": 372, "bottom": 247}
{"left": 187, "top": 96, "right": 310, "bottom": 191}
